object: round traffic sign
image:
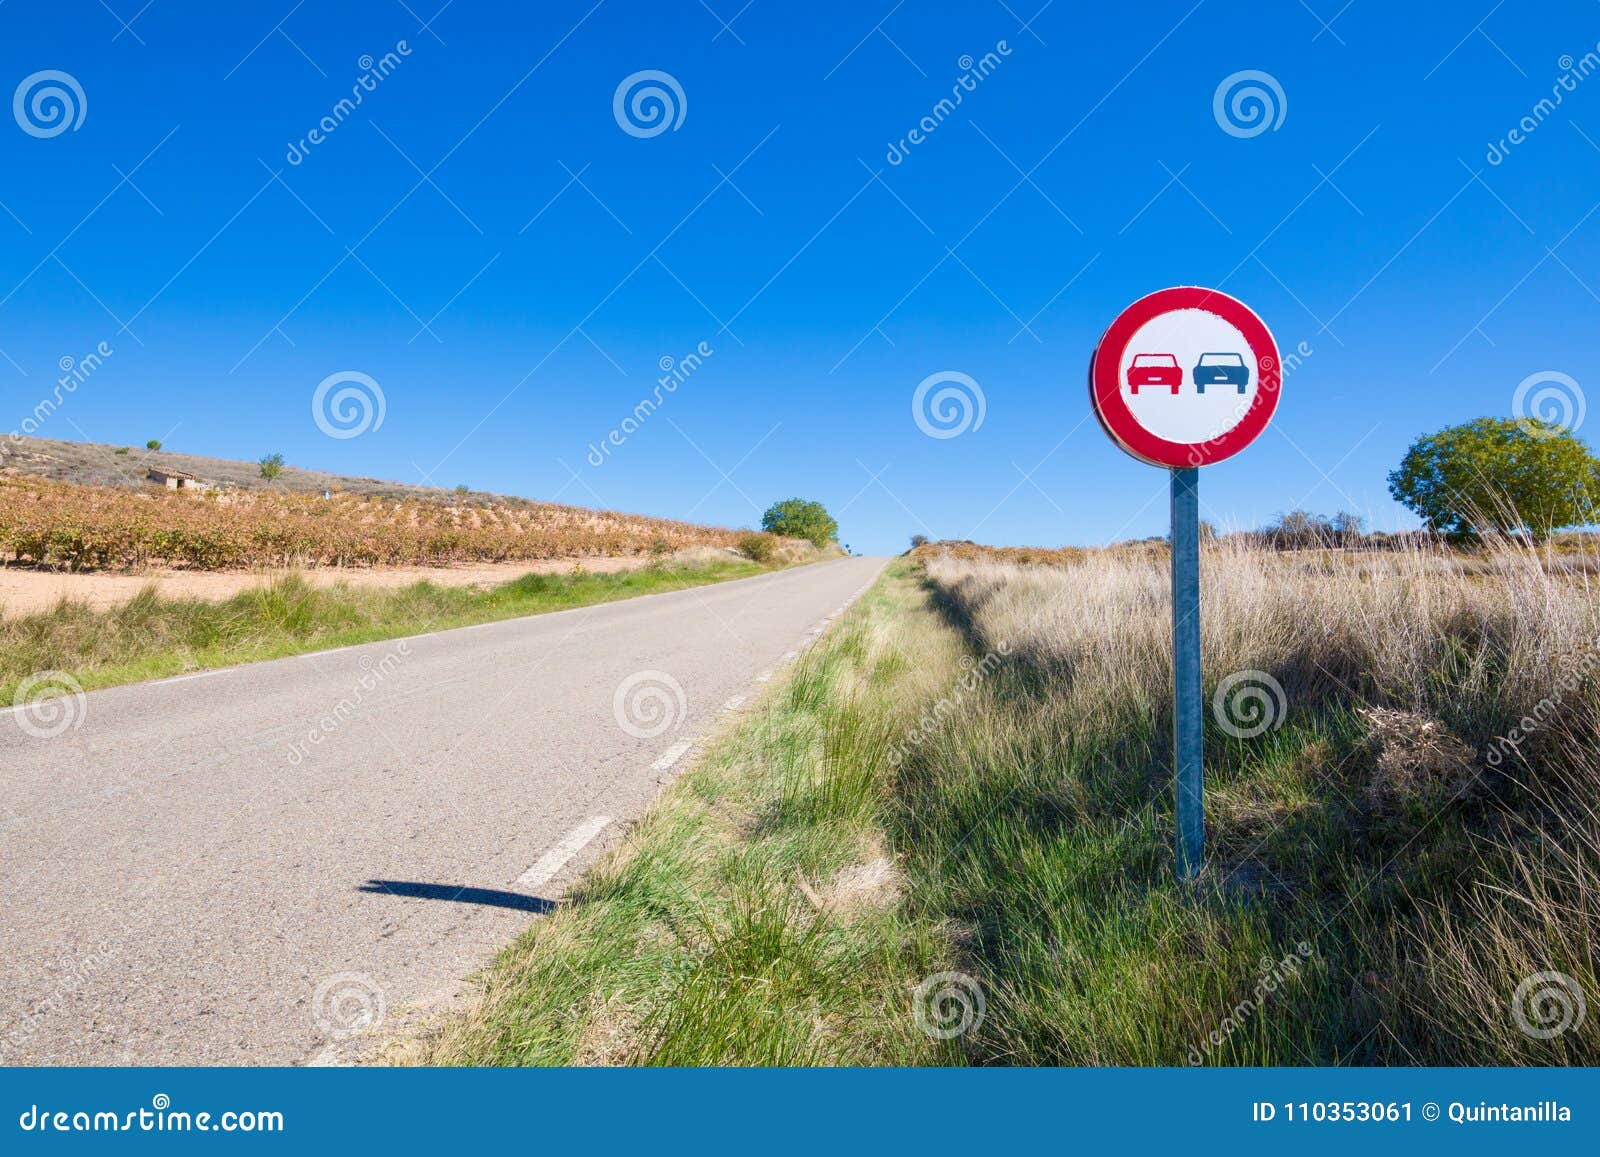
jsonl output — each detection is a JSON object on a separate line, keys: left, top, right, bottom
{"left": 1090, "top": 287, "right": 1280, "bottom": 468}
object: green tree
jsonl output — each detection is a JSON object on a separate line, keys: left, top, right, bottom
{"left": 145, "top": 439, "right": 162, "bottom": 451}
{"left": 258, "top": 453, "right": 285, "bottom": 482}
{"left": 761, "top": 498, "right": 838, "bottom": 547}
{"left": 1388, "top": 417, "right": 1600, "bottom": 538}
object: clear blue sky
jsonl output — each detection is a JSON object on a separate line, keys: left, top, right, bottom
{"left": 3, "top": 1, "right": 1598, "bottom": 553}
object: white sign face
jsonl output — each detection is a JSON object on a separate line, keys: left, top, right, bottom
{"left": 1092, "top": 287, "right": 1280, "bottom": 469}
{"left": 1117, "top": 308, "right": 1258, "bottom": 445}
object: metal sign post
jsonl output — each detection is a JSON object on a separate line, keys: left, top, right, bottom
{"left": 1170, "top": 466, "right": 1203, "bottom": 878}
{"left": 1089, "top": 287, "right": 1281, "bottom": 881}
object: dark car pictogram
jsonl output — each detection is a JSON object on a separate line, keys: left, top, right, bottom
{"left": 1193, "top": 352, "right": 1249, "bottom": 393}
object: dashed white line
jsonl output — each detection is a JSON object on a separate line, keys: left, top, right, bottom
{"left": 651, "top": 739, "right": 694, "bottom": 771}
{"left": 515, "top": 815, "right": 612, "bottom": 889}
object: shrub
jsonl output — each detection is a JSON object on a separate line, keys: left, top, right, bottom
{"left": 737, "top": 532, "right": 778, "bottom": 563}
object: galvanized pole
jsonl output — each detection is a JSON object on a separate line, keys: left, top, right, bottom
{"left": 1170, "top": 466, "right": 1204, "bottom": 879}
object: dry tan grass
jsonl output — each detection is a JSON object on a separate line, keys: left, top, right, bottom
{"left": 1359, "top": 707, "right": 1479, "bottom": 809}
{"left": 918, "top": 535, "right": 1600, "bottom": 1062}
{"left": 923, "top": 536, "right": 1599, "bottom": 734}
{"left": 819, "top": 855, "right": 903, "bottom": 914}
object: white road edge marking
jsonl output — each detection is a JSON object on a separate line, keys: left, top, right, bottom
{"left": 652, "top": 739, "right": 693, "bottom": 771}
{"left": 516, "top": 815, "right": 613, "bottom": 890}
{"left": 153, "top": 668, "right": 236, "bottom": 685}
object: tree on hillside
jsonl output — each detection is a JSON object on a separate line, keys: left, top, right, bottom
{"left": 145, "top": 439, "right": 162, "bottom": 451}
{"left": 761, "top": 498, "right": 838, "bottom": 547}
{"left": 1388, "top": 417, "right": 1600, "bottom": 539}
{"left": 258, "top": 453, "right": 285, "bottom": 482}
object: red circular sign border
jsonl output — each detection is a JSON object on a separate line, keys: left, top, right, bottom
{"left": 1089, "top": 286, "right": 1281, "bottom": 468}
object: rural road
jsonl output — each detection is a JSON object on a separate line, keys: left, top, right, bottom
{"left": 0, "top": 556, "right": 886, "bottom": 1065}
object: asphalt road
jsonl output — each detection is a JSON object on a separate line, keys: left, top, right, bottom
{"left": 0, "top": 556, "right": 886, "bottom": 1065}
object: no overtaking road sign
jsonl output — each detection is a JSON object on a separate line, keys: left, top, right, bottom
{"left": 1089, "top": 287, "right": 1282, "bottom": 879}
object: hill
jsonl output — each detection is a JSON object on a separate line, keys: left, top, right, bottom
{"left": 0, "top": 437, "right": 748, "bottom": 572}
{"left": 4, "top": 435, "right": 568, "bottom": 504}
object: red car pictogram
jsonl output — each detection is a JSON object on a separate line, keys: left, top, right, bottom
{"left": 1127, "top": 353, "right": 1182, "bottom": 394}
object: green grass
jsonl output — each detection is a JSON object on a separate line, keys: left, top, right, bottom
{"left": 410, "top": 567, "right": 957, "bottom": 1066}
{"left": 410, "top": 548, "right": 1598, "bottom": 1066}
{"left": 1, "top": 558, "right": 771, "bottom": 704}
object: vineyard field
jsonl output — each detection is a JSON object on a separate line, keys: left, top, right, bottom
{"left": 0, "top": 477, "right": 745, "bottom": 571}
